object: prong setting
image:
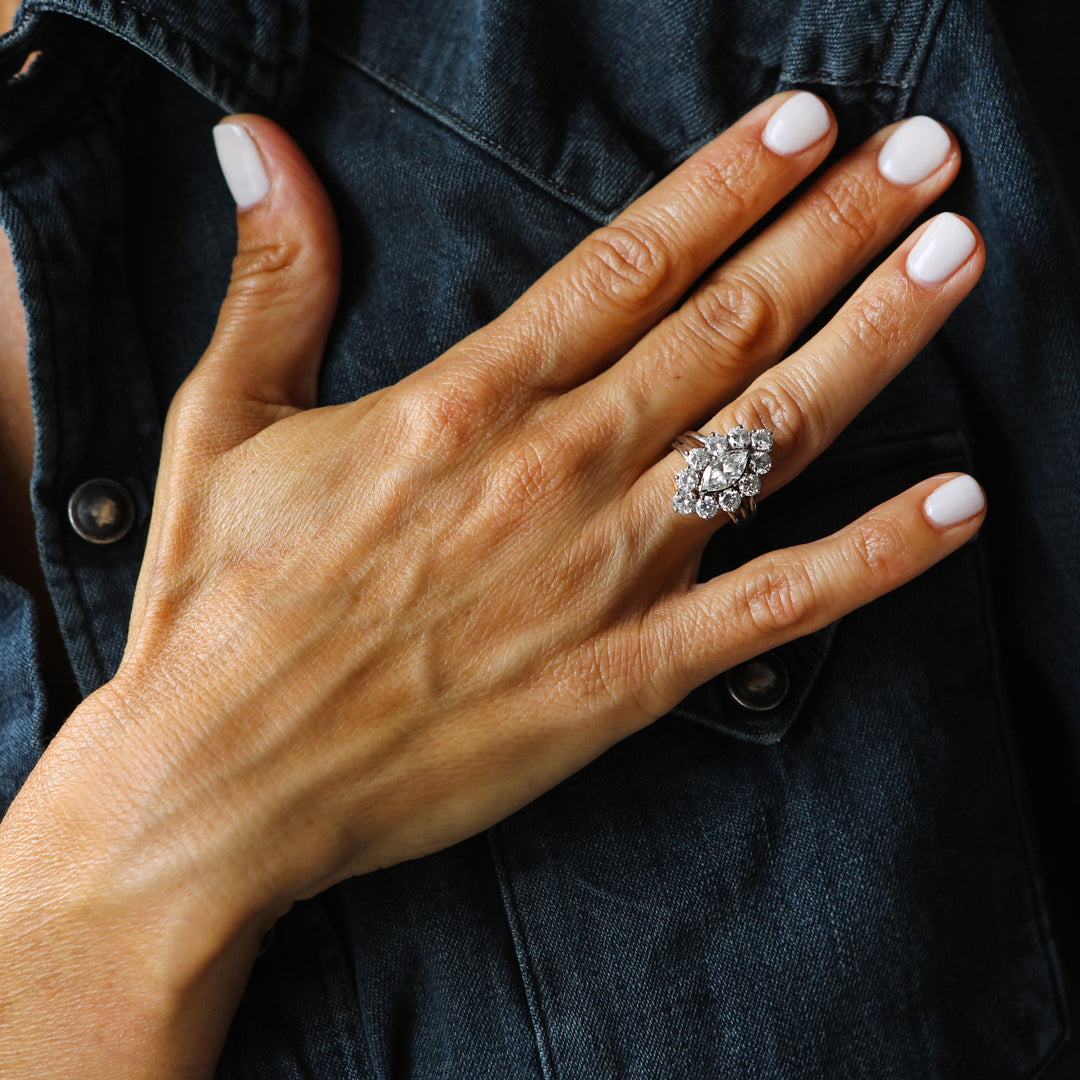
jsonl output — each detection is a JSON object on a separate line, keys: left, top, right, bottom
{"left": 673, "top": 427, "right": 772, "bottom": 521}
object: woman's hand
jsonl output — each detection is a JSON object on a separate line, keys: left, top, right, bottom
{"left": 0, "top": 91, "right": 985, "bottom": 1075}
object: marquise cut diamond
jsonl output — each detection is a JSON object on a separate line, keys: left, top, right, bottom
{"left": 699, "top": 464, "right": 722, "bottom": 492}
{"left": 701, "top": 449, "right": 750, "bottom": 491}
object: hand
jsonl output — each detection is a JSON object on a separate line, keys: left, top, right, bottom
{"left": 0, "top": 90, "right": 985, "bottom": 1074}
{"left": 26, "top": 88, "right": 986, "bottom": 912}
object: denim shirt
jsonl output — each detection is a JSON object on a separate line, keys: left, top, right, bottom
{"left": 1, "top": 0, "right": 1078, "bottom": 1075}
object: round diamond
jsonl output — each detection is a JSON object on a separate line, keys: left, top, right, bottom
{"left": 676, "top": 467, "right": 699, "bottom": 491}
{"left": 751, "top": 428, "right": 773, "bottom": 450}
{"left": 695, "top": 494, "right": 719, "bottom": 519}
{"left": 719, "top": 489, "right": 742, "bottom": 512}
{"left": 704, "top": 433, "right": 727, "bottom": 454}
{"left": 750, "top": 451, "right": 772, "bottom": 474}
{"left": 728, "top": 426, "right": 751, "bottom": 449}
{"left": 688, "top": 448, "right": 710, "bottom": 468}
{"left": 738, "top": 473, "right": 761, "bottom": 496}
{"left": 673, "top": 491, "right": 696, "bottom": 514}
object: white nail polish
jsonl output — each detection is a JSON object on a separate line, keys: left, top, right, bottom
{"left": 923, "top": 474, "right": 985, "bottom": 527}
{"left": 213, "top": 122, "right": 270, "bottom": 210}
{"left": 906, "top": 213, "right": 977, "bottom": 284}
{"left": 762, "top": 92, "right": 832, "bottom": 156}
{"left": 878, "top": 116, "right": 952, "bottom": 185}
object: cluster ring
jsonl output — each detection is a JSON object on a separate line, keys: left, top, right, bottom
{"left": 671, "top": 424, "right": 774, "bottom": 527}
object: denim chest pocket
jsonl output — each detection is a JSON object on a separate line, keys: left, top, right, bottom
{"left": 670, "top": 426, "right": 976, "bottom": 745}
{"left": 482, "top": 425, "right": 1069, "bottom": 1079}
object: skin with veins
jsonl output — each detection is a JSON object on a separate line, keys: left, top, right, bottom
{"left": 1, "top": 0, "right": 84, "bottom": 730}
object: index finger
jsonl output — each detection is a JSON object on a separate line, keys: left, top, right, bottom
{"left": 448, "top": 91, "right": 837, "bottom": 393}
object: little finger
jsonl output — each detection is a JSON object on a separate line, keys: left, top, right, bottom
{"left": 631, "top": 471, "right": 987, "bottom": 720}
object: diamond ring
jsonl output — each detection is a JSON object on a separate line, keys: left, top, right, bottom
{"left": 671, "top": 425, "right": 773, "bottom": 526}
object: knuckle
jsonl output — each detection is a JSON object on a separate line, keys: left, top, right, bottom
{"left": 164, "top": 377, "right": 212, "bottom": 444}
{"left": 847, "top": 287, "right": 910, "bottom": 358}
{"left": 684, "top": 147, "right": 756, "bottom": 217}
{"left": 846, "top": 516, "right": 909, "bottom": 580}
{"left": 157, "top": 377, "right": 227, "bottom": 468}
{"left": 737, "top": 558, "right": 818, "bottom": 637}
{"left": 395, "top": 379, "right": 492, "bottom": 457}
{"left": 489, "top": 416, "right": 602, "bottom": 528}
{"left": 577, "top": 219, "right": 676, "bottom": 308}
{"left": 229, "top": 237, "right": 307, "bottom": 297}
{"left": 496, "top": 435, "right": 570, "bottom": 519}
{"left": 739, "top": 367, "right": 826, "bottom": 449}
{"left": 682, "top": 271, "right": 780, "bottom": 364}
{"left": 813, "top": 173, "right": 880, "bottom": 249}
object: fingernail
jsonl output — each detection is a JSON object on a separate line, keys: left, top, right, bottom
{"left": 906, "top": 213, "right": 977, "bottom": 284}
{"left": 762, "top": 92, "right": 832, "bottom": 156}
{"left": 878, "top": 116, "right": 952, "bottom": 185}
{"left": 923, "top": 474, "right": 985, "bottom": 527}
{"left": 213, "top": 122, "right": 270, "bottom": 210}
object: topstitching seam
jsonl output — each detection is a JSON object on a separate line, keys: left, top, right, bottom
{"left": 486, "top": 826, "right": 559, "bottom": 1080}
{"left": 22, "top": 0, "right": 279, "bottom": 112}
{"left": 310, "top": 33, "right": 611, "bottom": 225}
{"left": 779, "top": 73, "right": 919, "bottom": 87}
{"left": 871, "top": 0, "right": 906, "bottom": 85}
{"left": 891, "top": 0, "right": 945, "bottom": 117}
{"left": 314, "top": 32, "right": 940, "bottom": 223}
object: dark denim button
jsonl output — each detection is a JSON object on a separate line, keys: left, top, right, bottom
{"left": 725, "top": 652, "right": 790, "bottom": 712}
{"left": 66, "top": 478, "right": 135, "bottom": 544}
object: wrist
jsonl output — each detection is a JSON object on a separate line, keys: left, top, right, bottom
{"left": 17, "top": 675, "right": 287, "bottom": 921}
{"left": 0, "top": 683, "right": 281, "bottom": 1077}
{"left": 0, "top": 873, "right": 265, "bottom": 1078}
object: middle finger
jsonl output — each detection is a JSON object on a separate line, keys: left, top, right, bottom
{"left": 588, "top": 114, "right": 960, "bottom": 468}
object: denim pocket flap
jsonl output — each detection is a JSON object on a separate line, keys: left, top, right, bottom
{"left": 671, "top": 425, "right": 971, "bottom": 745}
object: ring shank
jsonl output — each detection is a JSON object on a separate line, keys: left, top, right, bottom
{"left": 728, "top": 495, "right": 757, "bottom": 528}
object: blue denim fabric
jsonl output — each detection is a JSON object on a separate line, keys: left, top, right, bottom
{"left": 0, "top": 0, "right": 1077, "bottom": 1075}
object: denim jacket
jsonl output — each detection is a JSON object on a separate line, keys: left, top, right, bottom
{"left": 1, "top": 0, "right": 1077, "bottom": 1075}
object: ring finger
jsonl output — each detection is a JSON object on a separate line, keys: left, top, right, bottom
{"left": 629, "top": 209, "right": 984, "bottom": 546}
{"left": 590, "top": 113, "right": 960, "bottom": 465}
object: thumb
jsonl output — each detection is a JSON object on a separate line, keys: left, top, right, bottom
{"left": 189, "top": 113, "right": 342, "bottom": 448}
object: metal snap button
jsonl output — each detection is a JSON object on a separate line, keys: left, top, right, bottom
{"left": 67, "top": 478, "right": 135, "bottom": 544}
{"left": 724, "top": 651, "right": 790, "bottom": 712}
